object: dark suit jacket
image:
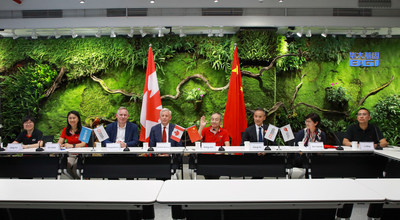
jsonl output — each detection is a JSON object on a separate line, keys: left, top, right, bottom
{"left": 240, "top": 124, "right": 270, "bottom": 146}
{"left": 149, "top": 123, "right": 182, "bottom": 147}
{"left": 103, "top": 121, "right": 139, "bottom": 147}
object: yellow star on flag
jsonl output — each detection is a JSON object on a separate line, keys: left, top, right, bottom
{"left": 232, "top": 66, "right": 238, "bottom": 75}
{"left": 240, "top": 86, "right": 243, "bottom": 92}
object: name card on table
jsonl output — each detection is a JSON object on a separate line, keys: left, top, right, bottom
{"left": 45, "top": 143, "right": 61, "bottom": 151}
{"left": 156, "top": 142, "right": 171, "bottom": 151}
{"left": 6, "top": 143, "right": 22, "bottom": 152}
{"left": 106, "top": 143, "right": 122, "bottom": 152}
{"left": 202, "top": 142, "right": 217, "bottom": 151}
{"left": 359, "top": 142, "right": 374, "bottom": 151}
{"left": 249, "top": 142, "right": 264, "bottom": 151}
{"left": 308, "top": 142, "right": 324, "bottom": 150}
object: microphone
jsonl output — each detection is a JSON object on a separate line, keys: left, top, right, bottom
{"left": 213, "top": 128, "right": 225, "bottom": 151}
{"left": 35, "top": 140, "right": 44, "bottom": 151}
{"left": 263, "top": 126, "right": 271, "bottom": 150}
{"left": 373, "top": 125, "right": 383, "bottom": 150}
{"left": 332, "top": 132, "right": 344, "bottom": 151}
{"left": 123, "top": 144, "right": 130, "bottom": 151}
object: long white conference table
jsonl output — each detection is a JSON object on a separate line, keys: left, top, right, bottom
{"left": 0, "top": 178, "right": 399, "bottom": 220}
{"left": 1, "top": 146, "right": 400, "bottom": 179}
{"left": 0, "top": 179, "right": 163, "bottom": 220}
{"left": 157, "top": 179, "right": 385, "bottom": 220}
{"left": 356, "top": 179, "right": 400, "bottom": 219}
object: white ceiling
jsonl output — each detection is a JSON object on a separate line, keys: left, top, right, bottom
{"left": 0, "top": 0, "right": 399, "bottom": 38}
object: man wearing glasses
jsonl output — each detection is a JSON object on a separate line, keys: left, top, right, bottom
{"left": 343, "top": 108, "right": 388, "bottom": 148}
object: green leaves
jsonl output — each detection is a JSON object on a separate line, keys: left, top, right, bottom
{"left": 0, "top": 64, "right": 57, "bottom": 142}
{"left": 371, "top": 95, "right": 400, "bottom": 145}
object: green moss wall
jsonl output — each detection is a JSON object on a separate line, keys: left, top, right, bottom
{"left": 1, "top": 34, "right": 399, "bottom": 144}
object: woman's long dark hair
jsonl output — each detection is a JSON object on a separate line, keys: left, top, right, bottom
{"left": 66, "top": 111, "right": 82, "bottom": 136}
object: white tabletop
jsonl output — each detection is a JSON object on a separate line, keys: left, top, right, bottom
{"left": 67, "top": 147, "right": 185, "bottom": 154}
{"left": 183, "top": 145, "right": 376, "bottom": 154}
{"left": 0, "top": 148, "right": 68, "bottom": 155}
{"left": 373, "top": 147, "right": 400, "bottom": 161}
{"left": 0, "top": 179, "right": 163, "bottom": 209}
{"left": 355, "top": 179, "right": 400, "bottom": 202}
{"left": 157, "top": 179, "right": 384, "bottom": 205}
{"left": 184, "top": 146, "right": 300, "bottom": 153}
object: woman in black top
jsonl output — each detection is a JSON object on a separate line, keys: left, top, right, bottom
{"left": 13, "top": 116, "right": 43, "bottom": 149}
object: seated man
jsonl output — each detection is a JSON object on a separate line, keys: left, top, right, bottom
{"left": 149, "top": 108, "right": 182, "bottom": 179}
{"left": 198, "top": 113, "right": 230, "bottom": 147}
{"left": 149, "top": 108, "right": 182, "bottom": 147}
{"left": 103, "top": 107, "right": 139, "bottom": 147}
{"left": 343, "top": 108, "right": 388, "bottom": 148}
{"left": 198, "top": 113, "right": 230, "bottom": 179}
{"left": 240, "top": 108, "right": 269, "bottom": 146}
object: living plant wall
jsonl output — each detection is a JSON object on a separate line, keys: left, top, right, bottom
{"left": 0, "top": 30, "right": 399, "bottom": 145}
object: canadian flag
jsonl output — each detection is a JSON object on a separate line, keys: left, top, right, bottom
{"left": 170, "top": 125, "right": 184, "bottom": 143}
{"left": 139, "top": 45, "right": 163, "bottom": 142}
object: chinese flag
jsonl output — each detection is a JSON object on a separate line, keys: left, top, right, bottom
{"left": 139, "top": 45, "right": 163, "bottom": 142}
{"left": 223, "top": 45, "right": 247, "bottom": 146}
{"left": 186, "top": 125, "right": 201, "bottom": 143}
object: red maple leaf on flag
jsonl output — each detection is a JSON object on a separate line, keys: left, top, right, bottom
{"left": 139, "top": 45, "right": 162, "bottom": 142}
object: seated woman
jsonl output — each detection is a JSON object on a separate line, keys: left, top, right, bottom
{"left": 292, "top": 113, "right": 326, "bottom": 178}
{"left": 13, "top": 116, "right": 43, "bottom": 149}
{"left": 295, "top": 113, "right": 326, "bottom": 146}
{"left": 58, "top": 111, "right": 86, "bottom": 179}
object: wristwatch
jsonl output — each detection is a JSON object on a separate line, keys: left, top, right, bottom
{"left": 73, "top": 144, "right": 76, "bottom": 148}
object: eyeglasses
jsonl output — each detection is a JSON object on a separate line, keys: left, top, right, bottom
{"left": 23, "top": 121, "right": 33, "bottom": 125}
{"left": 357, "top": 113, "right": 369, "bottom": 116}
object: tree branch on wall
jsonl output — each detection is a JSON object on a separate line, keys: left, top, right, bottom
{"left": 44, "top": 67, "right": 66, "bottom": 98}
{"left": 293, "top": 102, "right": 348, "bottom": 116}
{"left": 90, "top": 74, "right": 135, "bottom": 96}
{"left": 290, "top": 72, "right": 307, "bottom": 108}
{"left": 89, "top": 52, "right": 301, "bottom": 101}
{"left": 358, "top": 76, "right": 394, "bottom": 106}
{"left": 241, "top": 53, "right": 301, "bottom": 78}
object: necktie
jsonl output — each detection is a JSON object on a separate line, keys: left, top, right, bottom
{"left": 162, "top": 126, "right": 167, "bottom": 142}
{"left": 258, "top": 127, "right": 263, "bottom": 142}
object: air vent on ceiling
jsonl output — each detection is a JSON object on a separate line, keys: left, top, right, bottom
{"left": 107, "top": 8, "right": 127, "bottom": 17}
{"left": 333, "top": 8, "right": 372, "bottom": 16}
{"left": 127, "top": 8, "right": 147, "bottom": 16}
{"left": 202, "top": 8, "right": 243, "bottom": 16}
{"left": 22, "top": 10, "right": 62, "bottom": 18}
{"left": 359, "top": 0, "right": 391, "bottom": 8}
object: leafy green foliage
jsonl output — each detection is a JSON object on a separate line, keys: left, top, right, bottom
{"left": 185, "top": 88, "right": 206, "bottom": 101}
{"left": 0, "top": 64, "right": 57, "bottom": 142}
{"left": 325, "top": 85, "right": 352, "bottom": 108}
{"left": 371, "top": 95, "right": 400, "bottom": 145}
{"left": 276, "top": 37, "right": 307, "bottom": 72}
{"left": 307, "top": 36, "right": 354, "bottom": 64}
{"left": 237, "top": 30, "right": 278, "bottom": 61}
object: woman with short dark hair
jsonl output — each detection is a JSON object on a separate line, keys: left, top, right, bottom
{"left": 13, "top": 116, "right": 43, "bottom": 149}
{"left": 295, "top": 113, "right": 326, "bottom": 146}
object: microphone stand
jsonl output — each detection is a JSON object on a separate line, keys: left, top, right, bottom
{"left": 264, "top": 140, "right": 271, "bottom": 151}
{"left": 148, "top": 142, "right": 154, "bottom": 152}
{"left": 35, "top": 140, "right": 44, "bottom": 151}
{"left": 332, "top": 132, "right": 344, "bottom": 151}
{"left": 0, "top": 137, "right": 4, "bottom": 151}
{"left": 374, "top": 125, "right": 383, "bottom": 150}
{"left": 214, "top": 128, "right": 225, "bottom": 151}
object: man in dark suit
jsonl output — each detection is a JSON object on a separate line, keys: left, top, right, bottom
{"left": 240, "top": 108, "right": 269, "bottom": 146}
{"left": 149, "top": 108, "right": 182, "bottom": 147}
{"left": 103, "top": 107, "right": 139, "bottom": 147}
